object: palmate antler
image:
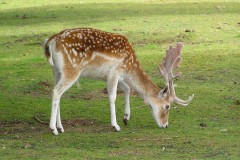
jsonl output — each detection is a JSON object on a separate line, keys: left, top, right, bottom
{"left": 159, "top": 42, "right": 194, "bottom": 106}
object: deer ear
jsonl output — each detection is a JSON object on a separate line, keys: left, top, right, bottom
{"left": 158, "top": 86, "right": 168, "bottom": 99}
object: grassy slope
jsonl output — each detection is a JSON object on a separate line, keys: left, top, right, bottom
{"left": 0, "top": 0, "right": 240, "bottom": 159}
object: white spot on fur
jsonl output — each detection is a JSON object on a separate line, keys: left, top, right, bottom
{"left": 72, "top": 48, "right": 77, "bottom": 56}
{"left": 63, "top": 46, "right": 68, "bottom": 55}
{"left": 62, "top": 45, "right": 74, "bottom": 65}
{"left": 80, "top": 52, "right": 83, "bottom": 57}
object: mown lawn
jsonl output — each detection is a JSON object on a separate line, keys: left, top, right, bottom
{"left": 0, "top": 0, "right": 240, "bottom": 159}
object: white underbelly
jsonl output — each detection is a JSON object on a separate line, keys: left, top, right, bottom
{"left": 80, "top": 60, "right": 123, "bottom": 80}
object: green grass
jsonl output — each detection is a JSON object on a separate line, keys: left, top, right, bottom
{"left": 0, "top": 0, "right": 240, "bottom": 159}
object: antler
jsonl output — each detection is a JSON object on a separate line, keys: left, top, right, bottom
{"left": 159, "top": 42, "right": 194, "bottom": 106}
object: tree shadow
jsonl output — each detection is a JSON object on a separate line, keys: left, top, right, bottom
{"left": 0, "top": 2, "right": 239, "bottom": 27}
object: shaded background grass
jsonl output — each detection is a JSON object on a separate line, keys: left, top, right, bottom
{"left": 0, "top": 0, "right": 240, "bottom": 159}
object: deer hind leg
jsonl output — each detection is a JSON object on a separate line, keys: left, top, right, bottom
{"left": 52, "top": 70, "right": 64, "bottom": 133}
{"left": 50, "top": 69, "right": 80, "bottom": 135}
{"left": 107, "top": 74, "right": 121, "bottom": 131}
{"left": 118, "top": 81, "right": 130, "bottom": 126}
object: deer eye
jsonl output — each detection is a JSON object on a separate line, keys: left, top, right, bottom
{"left": 165, "top": 105, "right": 170, "bottom": 110}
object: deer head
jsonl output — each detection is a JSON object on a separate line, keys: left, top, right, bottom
{"left": 147, "top": 42, "right": 194, "bottom": 128}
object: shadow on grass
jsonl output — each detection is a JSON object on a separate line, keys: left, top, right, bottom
{"left": 0, "top": 2, "right": 240, "bottom": 27}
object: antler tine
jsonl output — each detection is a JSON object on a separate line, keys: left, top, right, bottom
{"left": 159, "top": 42, "right": 194, "bottom": 106}
{"left": 173, "top": 94, "right": 195, "bottom": 106}
{"left": 159, "top": 43, "right": 183, "bottom": 82}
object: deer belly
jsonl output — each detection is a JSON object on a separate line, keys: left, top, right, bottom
{"left": 80, "top": 59, "right": 123, "bottom": 80}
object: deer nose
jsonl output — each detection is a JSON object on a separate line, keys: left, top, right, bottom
{"left": 165, "top": 124, "right": 168, "bottom": 128}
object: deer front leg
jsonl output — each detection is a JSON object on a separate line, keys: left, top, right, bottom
{"left": 107, "top": 75, "right": 121, "bottom": 131}
{"left": 118, "top": 81, "right": 130, "bottom": 125}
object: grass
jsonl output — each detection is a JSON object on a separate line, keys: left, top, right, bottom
{"left": 0, "top": 0, "right": 240, "bottom": 159}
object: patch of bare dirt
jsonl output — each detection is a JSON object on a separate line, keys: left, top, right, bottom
{"left": 22, "top": 81, "right": 52, "bottom": 97}
{"left": 38, "top": 81, "right": 51, "bottom": 88}
{"left": 0, "top": 120, "right": 44, "bottom": 135}
{"left": 100, "top": 88, "right": 138, "bottom": 96}
{"left": 14, "top": 33, "right": 48, "bottom": 46}
{"left": 62, "top": 118, "right": 115, "bottom": 133}
{"left": 22, "top": 81, "right": 138, "bottom": 100}
{"left": 236, "top": 100, "right": 240, "bottom": 105}
{"left": 110, "top": 149, "right": 147, "bottom": 156}
{"left": 113, "top": 28, "right": 122, "bottom": 31}
{"left": 16, "top": 14, "right": 30, "bottom": 19}
{"left": 185, "top": 29, "right": 196, "bottom": 33}
{"left": 23, "top": 90, "right": 47, "bottom": 97}
{"left": 0, "top": 117, "right": 113, "bottom": 135}
{"left": 63, "top": 118, "right": 95, "bottom": 127}
{"left": 68, "top": 91, "right": 105, "bottom": 100}
{"left": 33, "top": 116, "right": 98, "bottom": 127}
{"left": 68, "top": 88, "right": 138, "bottom": 100}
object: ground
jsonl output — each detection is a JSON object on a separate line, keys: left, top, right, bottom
{"left": 0, "top": 0, "right": 240, "bottom": 159}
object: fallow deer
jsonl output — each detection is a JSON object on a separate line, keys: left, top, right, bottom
{"left": 44, "top": 28, "right": 194, "bottom": 135}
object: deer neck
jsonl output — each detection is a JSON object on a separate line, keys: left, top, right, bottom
{"left": 125, "top": 64, "right": 160, "bottom": 100}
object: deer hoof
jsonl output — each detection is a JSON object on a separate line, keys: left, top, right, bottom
{"left": 123, "top": 114, "right": 130, "bottom": 126}
{"left": 52, "top": 129, "right": 59, "bottom": 135}
{"left": 113, "top": 125, "right": 121, "bottom": 132}
{"left": 123, "top": 118, "right": 128, "bottom": 126}
{"left": 57, "top": 127, "right": 64, "bottom": 133}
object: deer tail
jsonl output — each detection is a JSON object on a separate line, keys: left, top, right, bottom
{"left": 44, "top": 38, "right": 54, "bottom": 66}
